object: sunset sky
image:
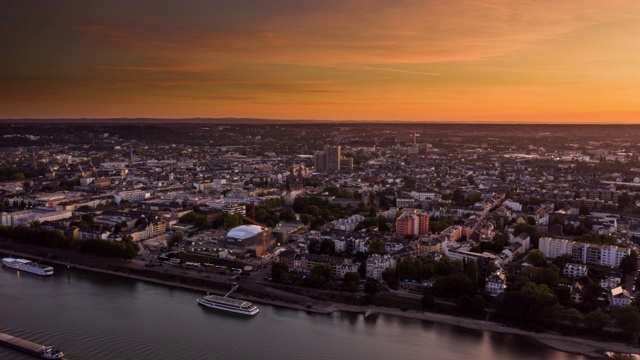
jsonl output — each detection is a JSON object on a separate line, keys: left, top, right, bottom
{"left": 3, "top": 0, "right": 640, "bottom": 123}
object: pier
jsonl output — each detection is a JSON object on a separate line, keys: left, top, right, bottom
{"left": 0, "top": 331, "right": 64, "bottom": 359}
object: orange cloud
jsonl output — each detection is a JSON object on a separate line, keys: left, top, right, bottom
{"left": 2, "top": 0, "right": 640, "bottom": 122}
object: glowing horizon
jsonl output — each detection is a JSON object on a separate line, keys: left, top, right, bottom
{"left": 3, "top": 1, "right": 640, "bottom": 123}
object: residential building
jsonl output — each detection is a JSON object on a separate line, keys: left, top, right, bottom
{"left": 600, "top": 276, "right": 621, "bottom": 290}
{"left": 395, "top": 210, "right": 429, "bottom": 236}
{"left": 563, "top": 263, "right": 588, "bottom": 279}
{"left": 485, "top": 272, "right": 507, "bottom": 296}
{"left": 446, "top": 248, "right": 499, "bottom": 267}
{"left": 331, "top": 214, "right": 364, "bottom": 232}
{"left": 569, "top": 282, "right": 585, "bottom": 304}
{"left": 366, "top": 254, "right": 396, "bottom": 280}
{"left": 417, "top": 237, "right": 443, "bottom": 255}
{"left": 221, "top": 203, "right": 246, "bottom": 216}
{"left": 610, "top": 286, "right": 633, "bottom": 307}
{"left": 0, "top": 208, "right": 73, "bottom": 227}
{"left": 538, "top": 237, "right": 630, "bottom": 267}
{"left": 299, "top": 254, "right": 357, "bottom": 278}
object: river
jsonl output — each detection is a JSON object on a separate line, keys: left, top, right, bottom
{"left": 0, "top": 266, "right": 594, "bottom": 360}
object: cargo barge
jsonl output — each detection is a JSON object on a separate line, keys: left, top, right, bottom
{"left": 0, "top": 331, "right": 64, "bottom": 359}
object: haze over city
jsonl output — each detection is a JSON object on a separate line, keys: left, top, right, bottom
{"left": 3, "top": 0, "right": 640, "bottom": 123}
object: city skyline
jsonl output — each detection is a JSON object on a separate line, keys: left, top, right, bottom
{"left": 3, "top": 1, "right": 640, "bottom": 123}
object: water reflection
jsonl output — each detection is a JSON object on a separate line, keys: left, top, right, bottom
{"left": 0, "top": 268, "right": 609, "bottom": 360}
{"left": 363, "top": 313, "right": 379, "bottom": 326}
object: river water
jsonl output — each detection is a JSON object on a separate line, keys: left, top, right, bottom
{"left": 0, "top": 266, "right": 593, "bottom": 360}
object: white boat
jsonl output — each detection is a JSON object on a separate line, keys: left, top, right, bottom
{"left": 197, "top": 285, "right": 259, "bottom": 316}
{"left": 2, "top": 258, "right": 54, "bottom": 276}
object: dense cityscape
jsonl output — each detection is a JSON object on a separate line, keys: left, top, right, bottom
{"left": 1, "top": 122, "right": 640, "bottom": 356}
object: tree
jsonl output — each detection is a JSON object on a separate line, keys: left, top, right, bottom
{"left": 432, "top": 274, "right": 476, "bottom": 298}
{"left": 451, "top": 260, "right": 464, "bottom": 274}
{"left": 271, "top": 261, "right": 290, "bottom": 283}
{"left": 222, "top": 213, "right": 243, "bottom": 230}
{"left": 343, "top": 272, "right": 360, "bottom": 291}
{"left": 402, "top": 176, "right": 417, "bottom": 189}
{"left": 450, "top": 187, "right": 463, "bottom": 204}
{"left": 583, "top": 309, "right": 610, "bottom": 332}
{"left": 180, "top": 211, "right": 198, "bottom": 224}
{"left": 364, "top": 278, "right": 379, "bottom": 295}
{"left": 465, "top": 260, "right": 479, "bottom": 285}
{"left": 318, "top": 239, "right": 334, "bottom": 255}
{"left": 306, "top": 263, "right": 332, "bottom": 288}
{"left": 467, "top": 175, "right": 476, "bottom": 186}
{"left": 381, "top": 267, "right": 398, "bottom": 289}
{"left": 368, "top": 238, "right": 386, "bottom": 255}
{"left": 167, "top": 232, "right": 184, "bottom": 248}
{"left": 299, "top": 214, "right": 312, "bottom": 225}
{"left": 522, "top": 266, "right": 559, "bottom": 287}
{"left": 544, "top": 304, "right": 584, "bottom": 327}
{"left": 620, "top": 251, "right": 639, "bottom": 275}
{"left": 526, "top": 249, "right": 546, "bottom": 266}
{"left": 279, "top": 208, "right": 297, "bottom": 222}
{"left": 499, "top": 282, "right": 558, "bottom": 324}
{"left": 613, "top": 306, "right": 640, "bottom": 343}
{"left": 421, "top": 293, "right": 436, "bottom": 309}
{"left": 514, "top": 223, "right": 542, "bottom": 247}
{"left": 10, "top": 172, "right": 26, "bottom": 181}
{"left": 551, "top": 254, "right": 575, "bottom": 269}
{"left": 396, "top": 258, "right": 422, "bottom": 281}
{"left": 28, "top": 220, "right": 41, "bottom": 230}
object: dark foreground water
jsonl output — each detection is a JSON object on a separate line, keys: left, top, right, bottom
{"left": 0, "top": 266, "right": 593, "bottom": 360}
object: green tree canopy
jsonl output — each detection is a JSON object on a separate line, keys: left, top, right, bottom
{"left": 583, "top": 309, "right": 610, "bottom": 332}
{"left": 368, "top": 238, "right": 386, "bottom": 255}
{"left": 614, "top": 306, "right": 640, "bottom": 343}
{"left": 526, "top": 249, "right": 546, "bottom": 266}
{"left": 271, "top": 261, "right": 290, "bottom": 283}
{"left": 10, "top": 172, "right": 26, "bottom": 181}
{"left": 499, "top": 282, "right": 558, "bottom": 324}
{"left": 432, "top": 274, "right": 476, "bottom": 298}
{"left": 306, "top": 263, "right": 332, "bottom": 288}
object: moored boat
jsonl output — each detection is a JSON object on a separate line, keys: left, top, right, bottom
{"left": 197, "top": 285, "right": 259, "bottom": 316}
{"left": 2, "top": 258, "right": 54, "bottom": 276}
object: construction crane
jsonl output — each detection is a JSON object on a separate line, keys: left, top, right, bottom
{"left": 243, "top": 201, "right": 268, "bottom": 257}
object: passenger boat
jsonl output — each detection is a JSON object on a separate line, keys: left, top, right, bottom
{"left": 2, "top": 258, "right": 54, "bottom": 276}
{"left": 197, "top": 285, "right": 259, "bottom": 316}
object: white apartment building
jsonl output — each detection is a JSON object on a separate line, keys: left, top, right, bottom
{"left": 366, "top": 254, "right": 396, "bottom": 280}
{"left": 538, "top": 237, "right": 630, "bottom": 267}
{"left": 331, "top": 214, "right": 364, "bottom": 232}
{"left": 115, "top": 189, "right": 152, "bottom": 203}
{"left": 1, "top": 208, "right": 73, "bottom": 227}
{"left": 563, "top": 263, "right": 588, "bottom": 279}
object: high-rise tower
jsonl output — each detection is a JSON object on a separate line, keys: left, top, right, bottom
{"left": 324, "top": 145, "right": 341, "bottom": 172}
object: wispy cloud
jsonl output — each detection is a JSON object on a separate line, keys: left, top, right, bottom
{"left": 2, "top": 0, "right": 640, "bottom": 121}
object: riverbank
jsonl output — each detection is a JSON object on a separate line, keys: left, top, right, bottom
{"left": 331, "top": 305, "right": 640, "bottom": 359}
{"left": 1, "top": 245, "right": 638, "bottom": 359}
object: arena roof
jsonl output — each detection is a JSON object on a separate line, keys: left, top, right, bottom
{"left": 227, "top": 225, "right": 263, "bottom": 240}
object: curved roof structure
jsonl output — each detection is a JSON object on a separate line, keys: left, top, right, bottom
{"left": 227, "top": 225, "right": 263, "bottom": 240}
